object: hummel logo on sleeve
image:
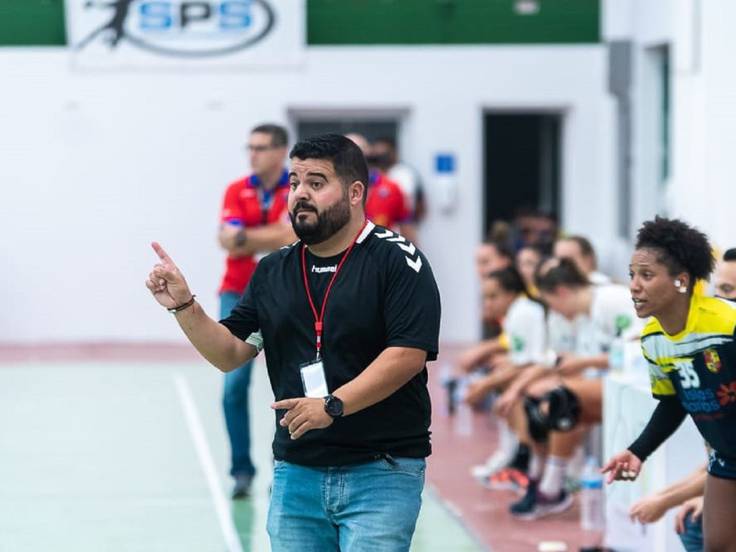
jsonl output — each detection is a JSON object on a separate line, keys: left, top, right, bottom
{"left": 405, "top": 256, "right": 423, "bottom": 273}
{"left": 374, "top": 229, "right": 423, "bottom": 273}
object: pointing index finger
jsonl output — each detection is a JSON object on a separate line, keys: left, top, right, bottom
{"left": 151, "top": 242, "right": 174, "bottom": 265}
{"left": 272, "top": 399, "right": 299, "bottom": 410}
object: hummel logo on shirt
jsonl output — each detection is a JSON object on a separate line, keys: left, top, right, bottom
{"left": 373, "top": 229, "right": 423, "bottom": 273}
{"left": 312, "top": 265, "right": 337, "bottom": 274}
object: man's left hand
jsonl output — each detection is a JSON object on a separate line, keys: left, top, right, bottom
{"left": 272, "top": 398, "right": 334, "bottom": 439}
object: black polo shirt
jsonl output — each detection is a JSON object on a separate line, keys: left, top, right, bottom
{"left": 220, "top": 222, "right": 441, "bottom": 466}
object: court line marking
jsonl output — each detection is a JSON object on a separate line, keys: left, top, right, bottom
{"left": 174, "top": 374, "right": 244, "bottom": 552}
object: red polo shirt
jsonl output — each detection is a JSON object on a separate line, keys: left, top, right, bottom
{"left": 219, "top": 170, "right": 290, "bottom": 294}
{"left": 365, "top": 171, "right": 410, "bottom": 230}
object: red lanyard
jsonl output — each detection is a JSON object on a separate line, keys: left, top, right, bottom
{"left": 300, "top": 220, "right": 368, "bottom": 359}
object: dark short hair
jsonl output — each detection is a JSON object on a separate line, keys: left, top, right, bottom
{"left": 635, "top": 216, "right": 714, "bottom": 280}
{"left": 483, "top": 239, "right": 514, "bottom": 262}
{"left": 723, "top": 248, "right": 736, "bottom": 262}
{"left": 487, "top": 266, "right": 528, "bottom": 296}
{"left": 289, "top": 134, "right": 369, "bottom": 205}
{"left": 251, "top": 124, "right": 288, "bottom": 148}
{"left": 519, "top": 242, "right": 553, "bottom": 259}
{"left": 535, "top": 257, "right": 590, "bottom": 292}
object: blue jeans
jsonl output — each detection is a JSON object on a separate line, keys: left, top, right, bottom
{"left": 220, "top": 291, "right": 255, "bottom": 478}
{"left": 267, "top": 457, "right": 425, "bottom": 552}
{"left": 678, "top": 512, "right": 704, "bottom": 552}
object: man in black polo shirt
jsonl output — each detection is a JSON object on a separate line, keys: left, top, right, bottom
{"left": 146, "top": 133, "right": 441, "bottom": 551}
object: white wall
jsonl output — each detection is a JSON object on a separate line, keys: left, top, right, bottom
{"left": 604, "top": 0, "right": 736, "bottom": 251}
{"left": 0, "top": 44, "right": 614, "bottom": 344}
{"left": 670, "top": 0, "right": 736, "bottom": 250}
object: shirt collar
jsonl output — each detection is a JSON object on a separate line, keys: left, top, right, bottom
{"left": 250, "top": 168, "right": 289, "bottom": 189}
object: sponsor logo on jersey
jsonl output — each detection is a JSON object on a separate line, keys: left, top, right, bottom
{"left": 512, "top": 335, "right": 525, "bottom": 352}
{"left": 373, "top": 229, "right": 423, "bottom": 273}
{"left": 615, "top": 314, "right": 632, "bottom": 333}
{"left": 716, "top": 381, "right": 736, "bottom": 406}
{"left": 311, "top": 265, "right": 337, "bottom": 274}
{"left": 704, "top": 348, "right": 722, "bottom": 374}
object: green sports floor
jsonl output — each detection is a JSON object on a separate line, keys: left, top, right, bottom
{"left": 0, "top": 359, "right": 484, "bottom": 551}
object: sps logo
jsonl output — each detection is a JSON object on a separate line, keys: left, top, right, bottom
{"left": 76, "top": 0, "right": 275, "bottom": 57}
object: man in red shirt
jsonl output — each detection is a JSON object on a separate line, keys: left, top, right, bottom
{"left": 344, "top": 133, "right": 417, "bottom": 242}
{"left": 371, "top": 136, "right": 427, "bottom": 224}
{"left": 218, "top": 124, "right": 296, "bottom": 498}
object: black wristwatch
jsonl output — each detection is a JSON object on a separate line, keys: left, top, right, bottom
{"left": 234, "top": 229, "right": 248, "bottom": 248}
{"left": 324, "top": 394, "right": 344, "bottom": 418}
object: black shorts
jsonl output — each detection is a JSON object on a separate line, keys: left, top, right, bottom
{"left": 708, "top": 450, "right": 736, "bottom": 480}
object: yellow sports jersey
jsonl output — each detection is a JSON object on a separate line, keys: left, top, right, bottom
{"left": 640, "top": 294, "right": 736, "bottom": 458}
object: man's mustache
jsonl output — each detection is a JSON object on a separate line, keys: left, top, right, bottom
{"left": 292, "top": 202, "right": 317, "bottom": 215}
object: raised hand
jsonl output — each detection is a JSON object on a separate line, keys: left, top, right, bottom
{"left": 145, "top": 242, "right": 193, "bottom": 309}
{"left": 601, "top": 449, "right": 643, "bottom": 484}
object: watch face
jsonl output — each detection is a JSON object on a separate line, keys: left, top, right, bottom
{"left": 325, "top": 395, "right": 343, "bottom": 417}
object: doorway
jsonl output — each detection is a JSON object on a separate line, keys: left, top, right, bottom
{"left": 295, "top": 118, "right": 398, "bottom": 144}
{"left": 483, "top": 113, "right": 562, "bottom": 241}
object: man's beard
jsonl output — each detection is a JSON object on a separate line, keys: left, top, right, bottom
{"left": 289, "top": 195, "right": 351, "bottom": 245}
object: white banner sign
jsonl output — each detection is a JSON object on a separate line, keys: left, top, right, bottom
{"left": 65, "top": 0, "right": 304, "bottom": 70}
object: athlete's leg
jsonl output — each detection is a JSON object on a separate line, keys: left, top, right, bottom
{"left": 562, "top": 378, "right": 602, "bottom": 424}
{"left": 703, "top": 473, "right": 736, "bottom": 552}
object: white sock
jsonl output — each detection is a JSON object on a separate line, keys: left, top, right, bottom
{"left": 480, "top": 420, "right": 519, "bottom": 473}
{"left": 566, "top": 446, "right": 585, "bottom": 480}
{"left": 500, "top": 419, "right": 519, "bottom": 455}
{"left": 528, "top": 452, "right": 544, "bottom": 481}
{"left": 539, "top": 455, "right": 568, "bottom": 497}
{"left": 490, "top": 419, "right": 518, "bottom": 464}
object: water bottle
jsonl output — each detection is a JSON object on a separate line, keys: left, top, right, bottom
{"left": 609, "top": 330, "right": 624, "bottom": 374}
{"left": 453, "top": 378, "right": 473, "bottom": 437}
{"left": 580, "top": 456, "right": 605, "bottom": 531}
{"left": 454, "top": 401, "right": 473, "bottom": 436}
{"left": 437, "top": 363, "right": 457, "bottom": 416}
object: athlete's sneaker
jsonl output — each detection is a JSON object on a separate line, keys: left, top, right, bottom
{"left": 231, "top": 474, "right": 253, "bottom": 500}
{"left": 510, "top": 479, "right": 538, "bottom": 516}
{"left": 507, "top": 443, "right": 530, "bottom": 473}
{"left": 471, "top": 450, "right": 513, "bottom": 480}
{"left": 483, "top": 467, "right": 529, "bottom": 493}
{"left": 531, "top": 490, "right": 574, "bottom": 519}
{"left": 510, "top": 484, "right": 573, "bottom": 520}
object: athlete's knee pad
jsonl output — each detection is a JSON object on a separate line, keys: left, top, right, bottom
{"left": 523, "top": 396, "right": 550, "bottom": 444}
{"left": 544, "top": 386, "right": 581, "bottom": 432}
